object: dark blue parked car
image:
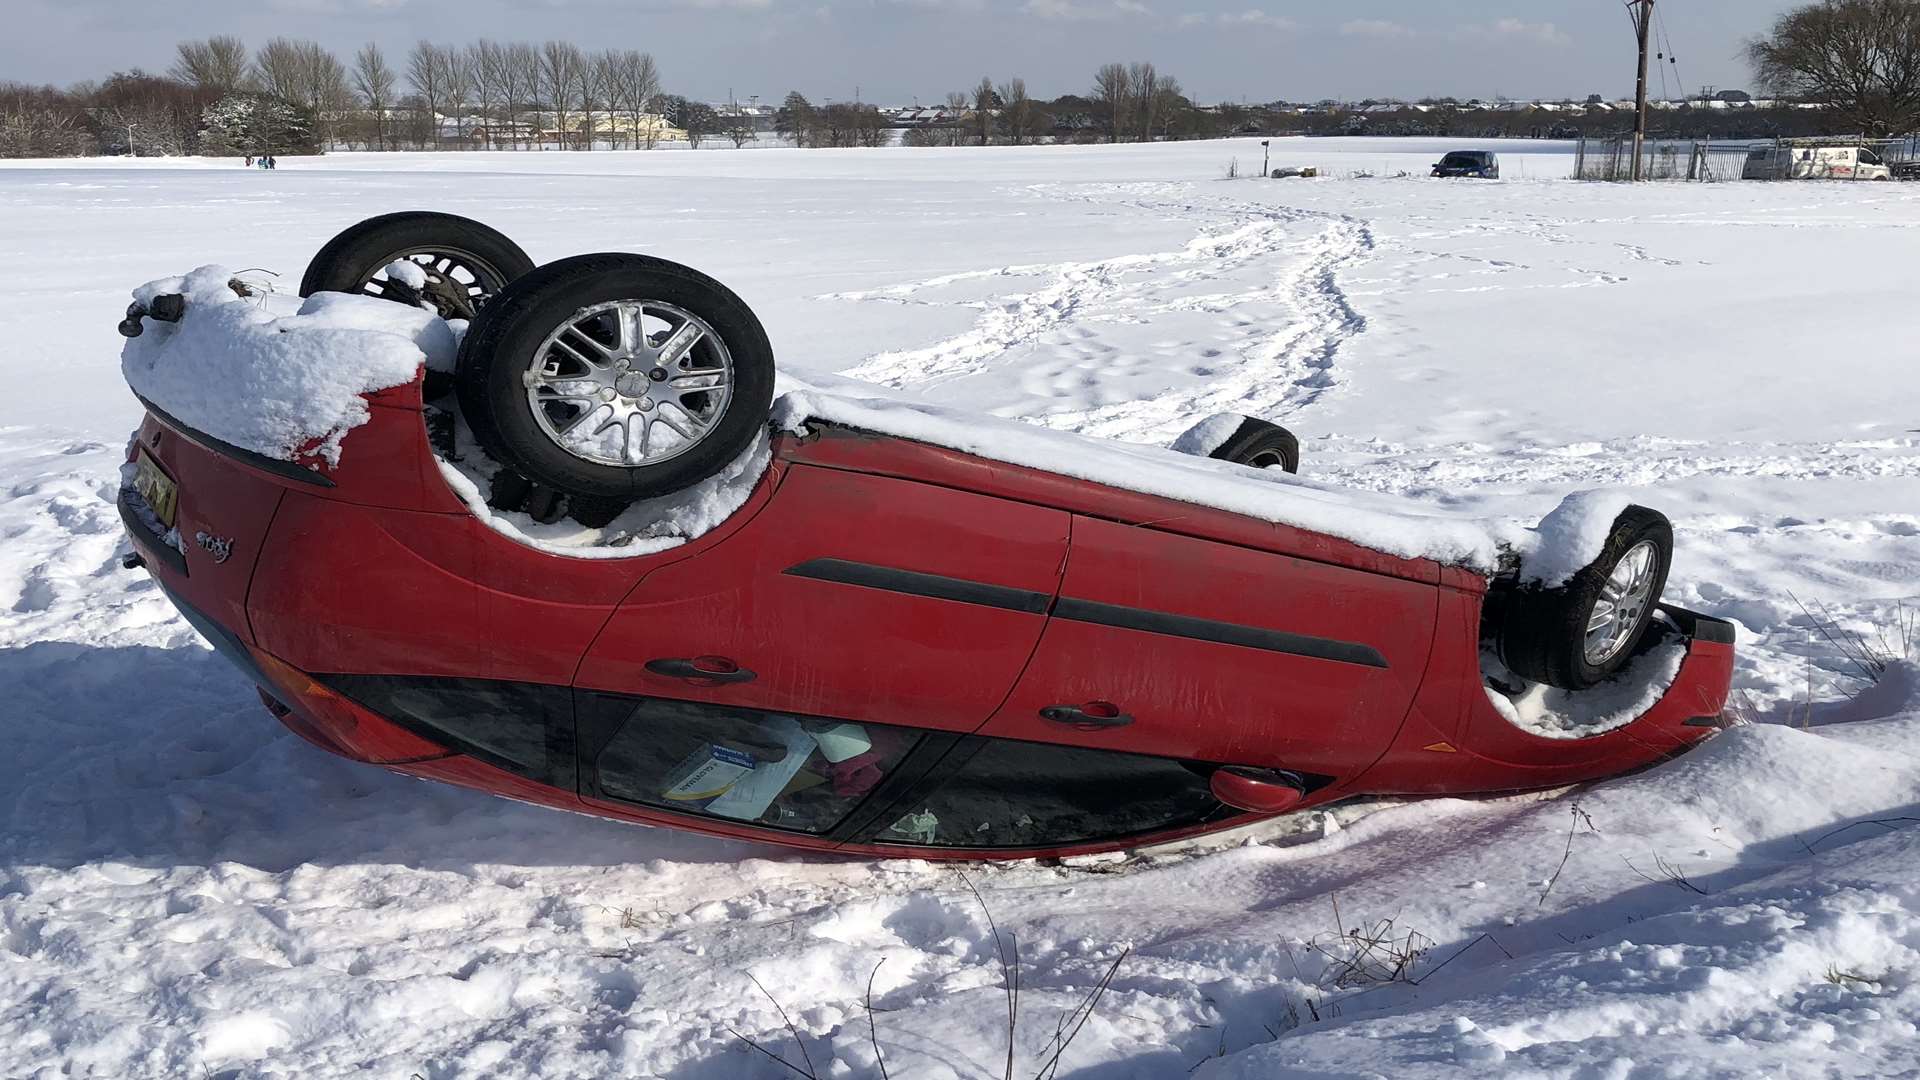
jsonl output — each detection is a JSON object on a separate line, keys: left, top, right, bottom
{"left": 1432, "top": 151, "right": 1500, "bottom": 179}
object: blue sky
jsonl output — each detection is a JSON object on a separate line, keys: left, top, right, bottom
{"left": 7, "top": 0, "right": 1798, "bottom": 104}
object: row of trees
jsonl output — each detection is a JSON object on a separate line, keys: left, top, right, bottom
{"left": 168, "top": 35, "right": 672, "bottom": 151}
{"left": 773, "top": 63, "right": 1212, "bottom": 150}
{"left": 0, "top": 35, "right": 679, "bottom": 157}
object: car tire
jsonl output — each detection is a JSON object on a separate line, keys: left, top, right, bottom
{"left": 1498, "top": 506, "right": 1673, "bottom": 691}
{"left": 299, "top": 211, "right": 535, "bottom": 322}
{"left": 455, "top": 252, "right": 776, "bottom": 502}
{"left": 1207, "top": 416, "right": 1300, "bottom": 474}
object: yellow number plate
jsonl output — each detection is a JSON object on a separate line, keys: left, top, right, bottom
{"left": 133, "top": 449, "right": 178, "bottom": 529}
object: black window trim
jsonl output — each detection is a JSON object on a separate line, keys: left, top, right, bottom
{"left": 574, "top": 688, "right": 972, "bottom": 841}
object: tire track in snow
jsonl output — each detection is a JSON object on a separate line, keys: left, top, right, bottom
{"left": 1038, "top": 207, "right": 1376, "bottom": 443}
{"left": 833, "top": 205, "right": 1326, "bottom": 390}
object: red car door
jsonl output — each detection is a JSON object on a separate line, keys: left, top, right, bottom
{"left": 575, "top": 463, "right": 1070, "bottom": 735}
{"left": 981, "top": 516, "right": 1439, "bottom": 782}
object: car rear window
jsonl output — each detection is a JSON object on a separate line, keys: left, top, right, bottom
{"left": 874, "top": 738, "right": 1224, "bottom": 848}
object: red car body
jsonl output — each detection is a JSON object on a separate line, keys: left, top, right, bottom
{"left": 121, "top": 372, "right": 1736, "bottom": 860}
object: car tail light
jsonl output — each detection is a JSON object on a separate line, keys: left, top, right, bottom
{"left": 246, "top": 647, "right": 451, "bottom": 765}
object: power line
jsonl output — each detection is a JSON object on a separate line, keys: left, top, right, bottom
{"left": 1655, "top": 2, "right": 1684, "bottom": 108}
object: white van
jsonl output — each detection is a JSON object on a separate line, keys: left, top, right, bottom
{"left": 1743, "top": 145, "right": 1892, "bottom": 181}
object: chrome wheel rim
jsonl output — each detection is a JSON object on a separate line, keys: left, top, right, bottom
{"left": 1584, "top": 540, "right": 1660, "bottom": 666}
{"left": 523, "top": 299, "right": 734, "bottom": 468}
{"left": 360, "top": 247, "right": 506, "bottom": 320}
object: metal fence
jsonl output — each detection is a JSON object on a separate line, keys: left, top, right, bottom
{"left": 1575, "top": 134, "right": 1920, "bottom": 182}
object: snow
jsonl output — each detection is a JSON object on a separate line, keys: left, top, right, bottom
{"left": 776, "top": 374, "right": 1517, "bottom": 567}
{"left": 119, "top": 266, "right": 449, "bottom": 464}
{"left": 382, "top": 257, "right": 428, "bottom": 290}
{"left": 1168, "top": 411, "right": 1252, "bottom": 459}
{"left": 1484, "top": 633, "right": 1691, "bottom": 740}
{"left": 4, "top": 140, "right": 1920, "bottom": 1078}
{"left": 436, "top": 429, "right": 772, "bottom": 558}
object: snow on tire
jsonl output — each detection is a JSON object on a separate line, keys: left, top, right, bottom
{"left": 1497, "top": 506, "right": 1674, "bottom": 691}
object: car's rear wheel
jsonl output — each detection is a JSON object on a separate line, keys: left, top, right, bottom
{"left": 456, "top": 253, "right": 776, "bottom": 502}
{"left": 300, "top": 212, "right": 535, "bottom": 322}
{"left": 1498, "top": 506, "right": 1673, "bottom": 691}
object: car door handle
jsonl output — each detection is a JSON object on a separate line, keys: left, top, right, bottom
{"left": 645, "top": 656, "right": 757, "bottom": 685}
{"left": 1040, "top": 702, "right": 1133, "bottom": 730}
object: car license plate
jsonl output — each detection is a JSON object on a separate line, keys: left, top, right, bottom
{"left": 133, "top": 448, "right": 178, "bottom": 529}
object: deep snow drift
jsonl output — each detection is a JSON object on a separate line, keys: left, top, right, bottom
{"left": 2, "top": 140, "right": 1918, "bottom": 1078}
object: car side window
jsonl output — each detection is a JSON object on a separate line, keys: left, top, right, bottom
{"left": 593, "top": 698, "right": 920, "bottom": 835}
{"left": 876, "top": 739, "right": 1224, "bottom": 849}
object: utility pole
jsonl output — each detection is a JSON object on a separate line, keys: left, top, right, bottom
{"left": 1630, "top": 0, "right": 1654, "bottom": 180}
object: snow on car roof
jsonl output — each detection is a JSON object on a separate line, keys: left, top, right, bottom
{"left": 118, "top": 267, "right": 1625, "bottom": 581}
{"left": 775, "top": 375, "right": 1519, "bottom": 570}
{"left": 121, "top": 265, "right": 454, "bottom": 466}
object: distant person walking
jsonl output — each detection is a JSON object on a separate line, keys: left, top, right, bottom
{"left": 244, "top": 155, "right": 253, "bottom": 168}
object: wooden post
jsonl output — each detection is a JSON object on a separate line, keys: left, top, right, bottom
{"left": 1631, "top": 0, "right": 1654, "bottom": 181}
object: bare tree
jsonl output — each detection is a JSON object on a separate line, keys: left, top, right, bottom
{"left": 406, "top": 41, "right": 448, "bottom": 149}
{"left": 723, "top": 106, "right": 756, "bottom": 148}
{"left": 470, "top": 41, "right": 504, "bottom": 149}
{"left": 776, "top": 90, "right": 816, "bottom": 147}
{"left": 973, "top": 76, "right": 997, "bottom": 145}
{"left": 1149, "top": 75, "right": 1185, "bottom": 141}
{"left": 172, "top": 37, "right": 251, "bottom": 93}
{"left": 252, "top": 40, "right": 345, "bottom": 145}
{"left": 443, "top": 46, "right": 473, "bottom": 147}
{"left": 579, "top": 51, "right": 613, "bottom": 150}
{"left": 1129, "top": 61, "right": 1160, "bottom": 143}
{"left": 540, "top": 41, "right": 584, "bottom": 148}
{"left": 1749, "top": 0, "right": 1920, "bottom": 134}
{"left": 855, "top": 103, "right": 888, "bottom": 147}
{"left": 505, "top": 42, "right": 541, "bottom": 149}
{"left": 353, "top": 43, "right": 396, "bottom": 150}
{"left": 608, "top": 51, "right": 662, "bottom": 149}
{"left": 1092, "top": 62, "right": 1130, "bottom": 142}
{"left": 253, "top": 39, "right": 308, "bottom": 104}
{"left": 296, "top": 42, "right": 349, "bottom": 147}
{"left": 943, "top": 90, "right": 971, "bottom": 146}
{"left": 998, "top": 77, "right": 1032, "bottom": 145}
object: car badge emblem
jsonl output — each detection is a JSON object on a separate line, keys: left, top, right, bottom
{"left": 194, "top": 531, "right": 234, "bottom": 564}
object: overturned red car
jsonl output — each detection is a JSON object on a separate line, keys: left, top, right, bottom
{"left": 117, "top": 214, "right": 1735, "bottom": 860}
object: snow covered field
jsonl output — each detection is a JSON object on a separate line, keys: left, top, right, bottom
{"left": 2, "top": 137, "right": 1918, "bottom": 1078}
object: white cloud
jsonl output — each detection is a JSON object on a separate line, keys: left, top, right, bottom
{"left": 1340, "top": 18, "right": 1415, "bottom": 39}
{"left": 1023, "top": 0, "right": 1150, "bottom": 21}
{"left": 1219, "top": 8, "right": 1293, "bottom": 29}
{"left": 1176, "top": 7, "right": 1294, "bottom": 30}
{"left": 1461, "top": 18, "right": 1571, "bottom": 46}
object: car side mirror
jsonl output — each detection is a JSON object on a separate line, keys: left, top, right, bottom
{"left": 1210, "top": 766, "right": 1307, "bottom": 813}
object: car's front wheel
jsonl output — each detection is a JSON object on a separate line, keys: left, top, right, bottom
{"left": 455, "top": 253, "right": 777, "bottom": 502}
{"left": 1497, "top": 506, "right": 1673, "bottom": 690}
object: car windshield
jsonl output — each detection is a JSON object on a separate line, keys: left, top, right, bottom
{"left": 1441, "top": 153, "right": 1482, "bottom": 167}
